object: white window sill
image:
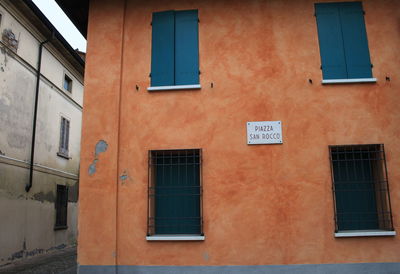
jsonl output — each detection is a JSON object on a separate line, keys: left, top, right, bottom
{"left": 335, "top": 230, "right": 396, "bottom": 238}
{"left": 57, "top": 152, "right": 71, "bottom": 160}
{"left": 146, "top": 235, "right": 205, "bottom": 241}
{"left": 322, "top": 78, "right": 377, "bottom": 84}
{"left": 147, "top": 84, "right": 201, "bottom": 91}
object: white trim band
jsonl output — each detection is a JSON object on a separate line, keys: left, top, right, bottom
{"left": 35, "top": 163, "right": 77, "bottom": 178}
{"left": 322, "top": 78, "right": 377, "bottom": 84}
{"left": 335, "top": 230, "right": 396, "bottom": 238}
{"left": 146, "top": 235, "right": 205, "bottom": 241}
{"left": 0, "top": 154, "right": 78, "bottom": 179}
{"left": 0, "top": 154, "right": 26, "bottom": 164}
{"left": 147, "top": 84, "right": 201, "bottom": 91}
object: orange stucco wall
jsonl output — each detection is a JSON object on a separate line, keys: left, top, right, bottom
{"left": 78, "top": 0, "right": 400, "bottom": 266}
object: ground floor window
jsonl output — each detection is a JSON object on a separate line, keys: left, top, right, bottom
{"left": 55, "top": 184, "right": 68, "bottom": 229}
{"left": 147, "top": 149, "right": 203, "bottom": 235}
{"left": 329, "top": 144, "right": 394, "bottom": 232}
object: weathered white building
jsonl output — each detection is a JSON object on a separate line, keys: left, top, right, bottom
{"left": 0, "top": 0, "right": 84, "bottom": 265}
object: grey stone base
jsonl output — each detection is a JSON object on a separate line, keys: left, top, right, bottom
{"left": 78, "top": 263, "right": 400, "bottom": 274}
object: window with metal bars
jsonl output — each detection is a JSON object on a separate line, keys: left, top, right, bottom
{"left": 148, "top": 149, "right": 203, "bottom": 236}
{"left": 329, "top": 144, "right": 394, "bottom": 232}
{"left": 55, "top": 184, "right": 68, "bottom": 230}
{"left": 58, "top": 117, "right": 70, "bottom": 158}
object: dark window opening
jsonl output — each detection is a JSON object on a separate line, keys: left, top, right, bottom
{"left": 55, "top": 184, "right": 68, "bottom": 229}
{"left": 329, "top": 144, "right": 394, "bottom": 232}
{"left": 63, "top": 74, "right": 72, "bottom": 92}
{"left": 148, "top": 149, "right": 203, "bottom": 235}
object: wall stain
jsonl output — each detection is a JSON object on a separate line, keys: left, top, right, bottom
{"left": 0, "top": 68, "right": 34, "bottom": 150}
{"left": 6, "top": 244, "right": 66, "bottom": 262}
{"left": 2, "top": 29, "right": 19, "bottom": 52}
{"left": 24, "top": 248, "right": 44, "bottom": 257}
{"left": 88, "top": 140, "right": 108, "bottom": 176}
{"left": 7, "top": 133, "right": 30, "bottom": 149}
{"left": 68, "top": 183, "right": 79, "bottom": 203}
{"left": 119, "top": 170, "right": 132, "bottom": 185}
{"left": 120, "top": 174, "right": 128, "bottom": 181}
{"left": 46, "top": 244, "right": 66, "bottom": 252}
{"left": 0, "top": 46, "right": 8, "bottom": 66}
{"left": 8, "top": 250, "right": 24, "bottom": 261}
{"left": 33, "top": 191, "right": 55, "bottom": 203}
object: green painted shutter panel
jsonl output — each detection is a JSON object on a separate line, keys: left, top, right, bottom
{"left": 174, "top": 10, "right": 199, "bottom": 85}
{"left": 65, "top": 120, "right": 70, "bottom": 152}
{"left": 151, "top": 11, "right": 175, "bottom": 86}
{"left": 339, "top": 2, "right": 372, "bottom": 78}
{"left": 315, "top": 3, "right": 347, "bottom": 79}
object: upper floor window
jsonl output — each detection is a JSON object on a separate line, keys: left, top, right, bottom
{"left": 148, "top": 10, "right": 200, "bottom": 91}
{"left": 329, "top": 144, "right": 395, "bottom": 236}
{"left": 63, "top": 74, "right": 73, "bottom": 92}
{"left": 58, "top": 116, "right": 70, "bottom": 159}
{"left": 315, "top": 2, "right": 376, "bottom": 84}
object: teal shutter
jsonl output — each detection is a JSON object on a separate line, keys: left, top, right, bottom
{"left": 315, "top": 2, "right": 372, "bottom": 80}
{"left": 151, "top": 11, "right": 175, "bottom": 86}
{"left": 339, "top": 2, "right": 372, "bottom": 78}
{"left": 315, "top": 3, "right": 347, "bottom": 79}
{"left": 174, "top": 10, "right": 199, "bottom": 85}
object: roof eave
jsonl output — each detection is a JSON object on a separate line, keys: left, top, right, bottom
{"left": 55, "top": 0, "right": 89, "bottom": 38}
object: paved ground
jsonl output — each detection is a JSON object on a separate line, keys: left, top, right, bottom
{"left": 0, "top": 246, "right": 77, "bottom": 274}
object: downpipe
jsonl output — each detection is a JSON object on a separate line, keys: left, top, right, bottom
{"left": 26, "top": 32, "right": 54, "bottom": 192}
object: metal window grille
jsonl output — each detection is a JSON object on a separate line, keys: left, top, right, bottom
{"left": 147, "top": 149, "right": 203, "bottom": 236}
{"left": 59, "top": 117, "right": 70, "bottom": 156}
{"left": 55, "top": 185, "right": 68, "bottom": 229}
{"left": 329, "top": 144, "right": 394, "bottom": 232}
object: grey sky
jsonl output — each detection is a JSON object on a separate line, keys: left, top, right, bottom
{"left": 32, "top": 0, "right": 87, "bottom": 52}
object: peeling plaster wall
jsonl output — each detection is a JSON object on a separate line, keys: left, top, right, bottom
{"left": 0, "top": 2, "right": 84, "bottom": 103}
{"left": 0, "top": 26, "right": 82, "bottom": 174}
{"left": 0, "top": 2, "right": 83, "bottom": 265}
{"left": 0, "top": 4, "right": 38, "bottom": 71}
{"left": 0, "top": 53, "right": 34, "bottom": 161}
{"left": 79, "top": 0, "right": 400, "bottom": 268}
{"left": 0, "top": 165, "right": 78, "bottom": 265}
